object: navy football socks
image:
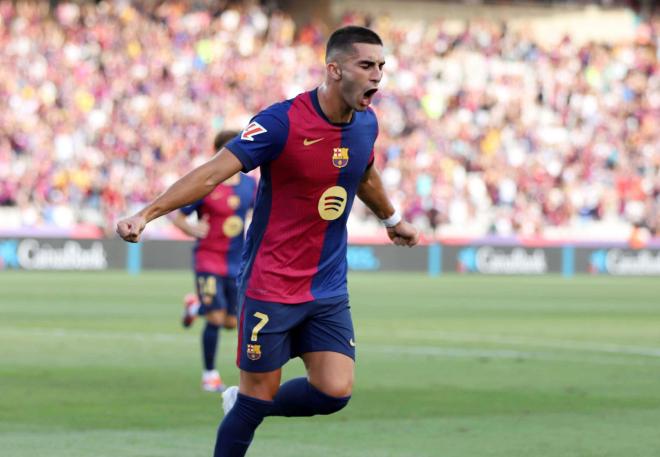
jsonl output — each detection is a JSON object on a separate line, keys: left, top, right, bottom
{"left": 202, "top": 322, "right": 220, "bottom": 370}
{"left": 214, "top": 379, "right": 351, "bottom": 456}
{"left": 214, "top": 393, "right": 273, "bottom": 457}
{"left": 269, "top": 377, "right": 351, "bottom": 417}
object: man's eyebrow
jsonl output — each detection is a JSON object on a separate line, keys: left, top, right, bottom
{"left": 357, "top": 58, "right": 386, "bottom": 65}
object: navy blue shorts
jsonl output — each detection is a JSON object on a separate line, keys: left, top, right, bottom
{"left": 194, "top": 272, "right": 238, "bottom": 316}
{"left": 236, "top": 294, "right": 355, "bottom": 372}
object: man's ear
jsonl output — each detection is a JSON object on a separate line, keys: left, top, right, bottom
{"left": 328, "top": 62, "right": 342, "bottom": 81}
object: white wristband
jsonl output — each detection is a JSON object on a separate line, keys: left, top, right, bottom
{"left": 381, "top": 209, "right": 402, "bottom": 228}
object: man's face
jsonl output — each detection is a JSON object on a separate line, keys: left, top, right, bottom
{"left": 335, "top": 43, "right": 385, "bottom": 112}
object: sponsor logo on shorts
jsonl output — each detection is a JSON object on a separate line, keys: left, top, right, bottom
{"left": 349, "top": 338, "right": 356, "bottom": 347}
{"left": 247, "top": 344, "right": 262, "bottom": 361}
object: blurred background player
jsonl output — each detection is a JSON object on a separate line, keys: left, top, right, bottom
{"left": 171, "top": 130, "right": 257, "bottom": 392}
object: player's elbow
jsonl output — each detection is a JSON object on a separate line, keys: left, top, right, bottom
{"left": 204, "top": 174, "right": 221, "bottom": 189}
{"left": 197, "top": 161, "right": 224, "bottom": 189}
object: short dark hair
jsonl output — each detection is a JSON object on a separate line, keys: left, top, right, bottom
{"left": 325, "top": 26, "right": 382, "bottom": 62}
{"left": 213, "top": 130, "right": 239, "bottom": 152}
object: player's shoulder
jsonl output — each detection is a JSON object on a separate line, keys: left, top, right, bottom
{"left": 253, "top": 98, "right": 295, "bottom": 124}
{"left": 355, "top": 107, "right": 379, "bottom": 136}
{"left": 364, "top": 106, "right": 379, "bottom": 123}
{"left": 238, "top": 98, "right": 295, "bottom": 142}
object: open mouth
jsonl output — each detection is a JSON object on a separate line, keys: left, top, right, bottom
{"left": 360, "top": 88, "right": 378, "bottom": 106}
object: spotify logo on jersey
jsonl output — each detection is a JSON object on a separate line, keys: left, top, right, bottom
{"left": 318, "top": 186, "right": 347, "bottom": 221}
{"left": 222, "top": 216, "right": 244, "bottom": 237}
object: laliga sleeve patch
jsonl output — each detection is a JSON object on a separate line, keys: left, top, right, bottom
{"left": 240, "top": 121, "right": 268, "bottom": 141}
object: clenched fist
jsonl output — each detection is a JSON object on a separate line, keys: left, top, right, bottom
{"left": 387, "top": 220, "right": 419, "bottom": 247}
{"left": 116, "top": 214, "right": 147, "bottom": 243}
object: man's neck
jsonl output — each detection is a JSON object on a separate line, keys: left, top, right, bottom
{"left": 317, "top": 84, "right": 353, "bottom": 124}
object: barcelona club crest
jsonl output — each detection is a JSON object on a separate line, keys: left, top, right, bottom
{"left": 247, "top": 344, "right": 262, "bottom": 361}
{"left": 332, "top": 147, "right": 349, "bottom": 168}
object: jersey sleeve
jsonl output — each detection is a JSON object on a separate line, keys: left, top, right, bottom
{"left": 248, "top": 176, "right": 257, "bottom": 209}
{"left": 225, "top": 104, "right": 290, "bottom": 172}
{"left": 180, "top": 200, "right": 203, "bottom": 216}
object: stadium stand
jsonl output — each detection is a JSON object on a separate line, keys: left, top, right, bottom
{"left": 0, "top": 0, "right": 657, "bottom": 241}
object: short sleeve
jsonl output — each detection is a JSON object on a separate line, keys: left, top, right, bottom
{"left": 180, "top": 200, "right": 202, "bottom": 216}
{"left": 367, "top": 150, "right": 375, "bottom": 169}
{"left": 225, "top": 103, "right": 290, "bottom": 172}
{"left": 248, "top": 176, "right": 257, "bottom": 209}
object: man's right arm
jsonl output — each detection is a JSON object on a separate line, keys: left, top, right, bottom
{"left": 116, "top": 148, "right": 242, "bottom": 243}
{"left": 357, "top": 164, "right": 419, "bottom": 247}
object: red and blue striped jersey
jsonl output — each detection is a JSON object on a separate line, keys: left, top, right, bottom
{"left": 181, "top": 174, "right": 257, "bottom": 277}
{"left": 225, "top": 89, "right": 378, "bottom": 304}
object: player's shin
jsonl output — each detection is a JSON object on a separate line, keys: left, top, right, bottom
{"left": 214, "top": 393, "right": 274, "bottom": 457}
{"left": 202, "top": 322, "right": 220, "bottom": 371}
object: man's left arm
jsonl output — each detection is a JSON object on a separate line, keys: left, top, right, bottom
{"left": 357, "top": 165, "right": 419, "bottom": 247}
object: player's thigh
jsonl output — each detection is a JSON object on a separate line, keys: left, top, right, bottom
{"left": 239, "top": 368, "right": 282, "bottom": 401}
{"left": 294, "top": 295, "right": 355, "bottom": 397}
{"left": 293, "top": 295, "right": 355, "bottom": 360}
{"left": 237, "top": 297, "right": 307, "bottom": 374}
{"left": 302, "top": 351, "right": 354, "bottom": 398}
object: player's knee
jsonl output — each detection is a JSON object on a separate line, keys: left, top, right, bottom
{"left": 314, "top": 376, "right": 353, "bottom": 399}
{"left": 315, "top": 389, "right": 351, "bottom": 415}
{"left": 224, "top": 315, "right": 237, "bottom": 330}
{"left": 204, "top": 322, "right": 220, "bottom": 332}
{"left": 206, "top": 311, "right": 225, "bottom": 327}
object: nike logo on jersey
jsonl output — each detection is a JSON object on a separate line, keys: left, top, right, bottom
{"left": 241, "top": 122, "right": 267, "bottom": 141}
{"left": 303, "top": 137, "right": 324, "bottom": 146}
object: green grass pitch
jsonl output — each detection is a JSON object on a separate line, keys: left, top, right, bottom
{"left": 1, "top": 271, "right": 660, "bottom": 457}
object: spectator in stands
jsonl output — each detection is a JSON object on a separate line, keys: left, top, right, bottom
{"left": 0, "top": 1, "right": 658, "bottom": 241}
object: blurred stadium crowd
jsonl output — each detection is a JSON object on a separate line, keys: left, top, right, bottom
{"left": 1, "top": 1, "right": 658, "bottom": 240}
